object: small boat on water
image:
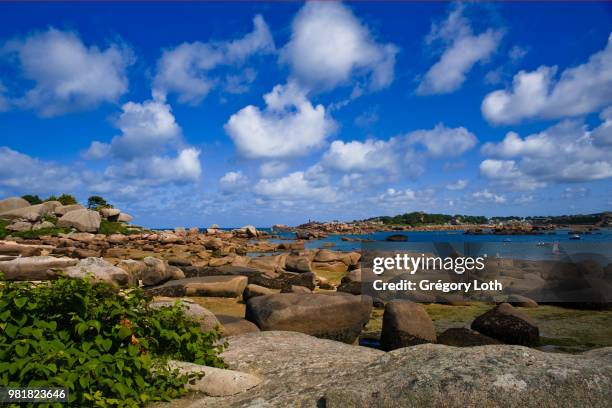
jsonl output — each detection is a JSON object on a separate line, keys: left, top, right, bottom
{"left": 569, "top": 234, "right": 581, "bottom": 240}
{"left": 503, "top": 238, "right": 512, "bottom": 242}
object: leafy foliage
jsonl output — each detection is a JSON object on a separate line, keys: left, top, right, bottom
{"left": 21, "top": 195, "right": 43, "bottom": 205}
{"left": 42, "top": 214, "right": 58, "bottom": 224}
{"left": 57, "top": 194, "right": 78, "bottom": 206}
{"left": 88, "top": 196, "right": 111, "bottom": 210}
{"left": 376, "top": 212, "right": 488, "bottom": 226}
{"left": 99, "top": 220, "right": 138, "bottom": 235}
{"left": 0, "top": 277, "right": 226, "bottom": 407}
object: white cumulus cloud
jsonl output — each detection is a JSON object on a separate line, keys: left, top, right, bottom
{"left": 482, "top": 33, "right": 612, "bottom": 124}
{"left": 105, "top": 148, "right": 201, "bottom": 184}
{"left": 0, "top": 147, "right": 81, "bottom": 194}
{"left": 280, "top": 1, "right": 397, "bottom": 91}
{"left": 418, "top": 5, "right": 502, "bottom": 95}
{"left": 254, "top": 171, "right": 338, "bottom": 203}
{"left": 322, "top": 139, "right": 397, "bottom": 172}
{"left": 219, "top": 171, "right": 249, "bottom": 193}
{"left": 406, "top": 123, "right": 478, "bottom": 157}
{"left": 472, "top": 189, "right": 506, "bottom": 203}
{"left": 481, "top": 114, "right": 612, "bottom": 187}
{"left": 225, "top": 82, "right": 336, "bottom": 158}
{"left": 153, "top": 15, "right": 274, "bottom": 104}
{"left": 84, "top": 98, "right": 182, "bottom": 159}
{"left": 3, "top": 28, "right": 133, "bottom": 116}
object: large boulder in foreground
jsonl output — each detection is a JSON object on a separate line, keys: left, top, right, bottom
{"left": 245, "top": 293, "right": 372, "bottom": 344}
{"left": 145, "top": 276, "right": 248, "bottom": 298}
{"left": 0, "top": 256, "right": 77, "bottom": 280}
{"left": 0, "top": 197, "right": 30, "bottom": 213}
{"left": 380, "top": 300, "right": 436, "bottom": 351}
{"left": 471, "top": 303, "right": 539, "bottom": 346}
{"left": 57, "top": 209, "right": 101, "bottom": 232}
{"left": 159, "top": 331, "right": 611, "bottom": 407}
{"left": 64, "top": 257, "right": 132, "bottom": 287}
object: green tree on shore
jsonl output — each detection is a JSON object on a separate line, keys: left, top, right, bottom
{"left": 57, "top": 194, "right": 78, "bottom": 205}
{"left": 21, "top": 194, "right": 42, "bottom": 204}
{"left": 87, "top": 195, "right": 110, "bottom": 209}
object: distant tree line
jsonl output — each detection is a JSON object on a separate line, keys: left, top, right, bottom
{"left": 21, "top": 194, "right": 113, "bottom": 210}
{"left": 374, "top": 212, "right": 487, "bottom": 226}
{"left": 21, "top": 194, "right": 78, "bottom": 206}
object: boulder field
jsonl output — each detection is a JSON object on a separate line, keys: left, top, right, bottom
{"left": 0, "top": 196, "right": 135, "bottom": 233}
{"left": 156, "top": 331, "right": 612, "bottom": 408}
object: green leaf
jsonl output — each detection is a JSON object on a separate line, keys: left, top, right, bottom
{"left": 15, "top": 343, "right": 29, "bottom": 357}
{"left": 117, "top": 326, "right": 132, "bottom": 340}
{"left": 13, "top": 297, "right": 27, "bottom": 309}
{"left": 4, "top": 323, "right": 18, "bottom": 338}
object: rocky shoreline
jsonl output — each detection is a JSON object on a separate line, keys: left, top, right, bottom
{"left": 1, "top": 196, "right": 611, "bottom": 406}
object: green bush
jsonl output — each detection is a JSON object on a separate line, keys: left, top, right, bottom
{"left": 99, "top": 220, "right": 131, "bottom": 235}
{"left": 0, "top": 220, "right": 9, "bottom": 239}
{"left": 0, "top": 277, "right": 226, "bottom": 407}
{"left": 21, "top": 195, "right": 43, "bottom": 205}
{"left": 57, "top": 194, "right": 78, "bottom": 206}
{"left": 42, "top": 214, "right": 58, "bottom": 224}
{"left": 87, "top": 196, "right": 111, "bottom": 210}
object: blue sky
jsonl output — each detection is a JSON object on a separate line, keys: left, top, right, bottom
{"left": 1, "top": 1, "right": 611, "bottom": 228}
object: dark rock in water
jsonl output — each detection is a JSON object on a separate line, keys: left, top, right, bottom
{"left": 245, "top": 292, "right": 372, "bottom": 344}
{"left": 216, "top": 315, "right": 260, "bottom": 337}
{"left": 385, "top": 234, "right": 408, "bottom": 242}
{"left": 145, "top": 276, "right": 248, "bottom": 298}
{"left": 437, "top": 328, "right": 501, "bottom": 347}
{"left": 471, "top": 303, "right": 539, "bottom": 346}
{"left": 380, "top": 300, "right": 436, "bottom": 351}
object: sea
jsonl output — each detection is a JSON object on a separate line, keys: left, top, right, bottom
{"left": 253, "top": 227, "right": 612, "bottom": 262}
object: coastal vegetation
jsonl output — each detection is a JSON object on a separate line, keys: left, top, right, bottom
{"left": 365, "top": 211, "right": 610, "bottom": 227}
{"left": 0, "top": 219, "right": 69, "bottom": 240}
{"left": 0, "top": 277, "right": 225, "bottom": 407}
{"left": 373, "top": 212, "right": 487, "bottom": 226}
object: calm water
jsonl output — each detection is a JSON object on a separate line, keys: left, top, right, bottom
{"left": 264, "top": 228, "right": 612, "bottom": 252}
{"left": 192, "top": 227, "right": 612, "bottom": 260}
